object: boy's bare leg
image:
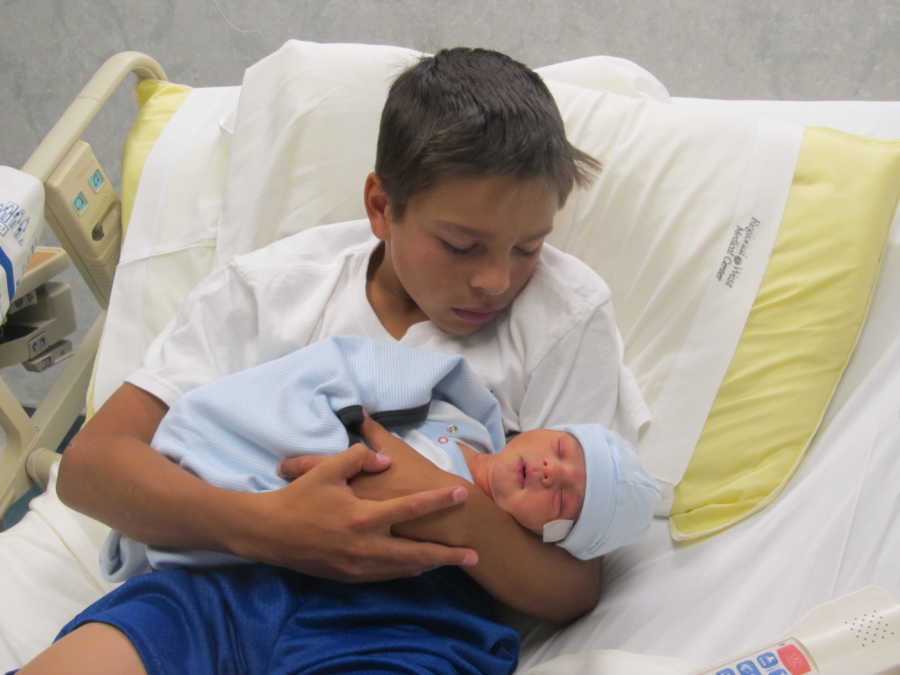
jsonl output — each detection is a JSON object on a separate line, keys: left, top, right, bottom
{"left": 18, "top": 623, "right": 146, "bottom": 675}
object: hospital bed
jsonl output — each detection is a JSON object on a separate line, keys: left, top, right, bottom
{"left": 1, "top": 41, "right": 899, "bottom": 673}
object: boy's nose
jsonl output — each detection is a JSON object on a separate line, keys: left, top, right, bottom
{"left": 471, "top": 257, "right": 511, "bottom": 296}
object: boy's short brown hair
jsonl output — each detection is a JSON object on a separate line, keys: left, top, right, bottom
{"left": 375, "top": 48, "right": 600, "bottom": 219}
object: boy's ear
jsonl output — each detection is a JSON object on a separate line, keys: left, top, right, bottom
{"left": 364, "top": 172, "right": 391, "bottom": 240}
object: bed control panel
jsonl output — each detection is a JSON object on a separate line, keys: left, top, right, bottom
{"left": 699, "top": 586, "right": 900, "bottom": 675}
{"left": 44, "top": 140, "right": 121, "bottom": 306}
{"left": 0, "top": 279, "right": 76, "bottom": 371}
{"left": 709, "top": 639, "right": 813, "bottom": 675}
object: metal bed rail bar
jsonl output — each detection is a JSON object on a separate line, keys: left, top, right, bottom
{"left": 1, "top": 51, "right": 166, "bottom": 521}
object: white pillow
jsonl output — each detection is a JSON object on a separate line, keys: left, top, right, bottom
{"left": 536, "top": 55, "right": 670, "bottom": 102}
{"left": 92, "top": 86, "right": 239, "bottom": 410}
{"left": 214, "top": 40, "right": 670, "bottom": 265}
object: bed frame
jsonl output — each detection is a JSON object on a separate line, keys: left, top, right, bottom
{"left": 0, "top": 52, "right": 167, "bottom": 521}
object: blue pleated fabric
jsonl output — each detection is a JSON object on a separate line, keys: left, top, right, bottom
{"left": 55, "top": 564, "right": 519, "bottom": 674}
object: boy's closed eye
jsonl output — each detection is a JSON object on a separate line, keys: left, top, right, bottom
{"left": 441, "top": 239, "right": 477, "bottom": 255}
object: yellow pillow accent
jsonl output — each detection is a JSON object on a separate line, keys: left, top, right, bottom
{"left": 120, "top": 80, "right": 191, "bottom": 232}
{"left": 671, "top": 127, "right": 900, "bottom": 541}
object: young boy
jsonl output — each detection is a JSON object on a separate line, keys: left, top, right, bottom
{"left": 20, "top": 336, "right": 656, "bottom": 675}
{"left": 34, "top": 47, "right": 650, "bottom": 673}
{"left": 99, "top": 336, "right": 658, "bottom": 581}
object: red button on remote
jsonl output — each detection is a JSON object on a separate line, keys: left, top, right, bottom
{"left": 777, "top": 644, "right": 812, "bottom": 674}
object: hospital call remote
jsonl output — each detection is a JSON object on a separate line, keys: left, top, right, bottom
{"left": 699, "top": 586, "right": 900, "bottom": 675}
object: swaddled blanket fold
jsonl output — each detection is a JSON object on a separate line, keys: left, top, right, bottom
{"left": 100, "top": 335, "right": 506, "bottom": 580}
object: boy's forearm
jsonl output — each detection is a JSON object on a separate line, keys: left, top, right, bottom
{"left": 404, "top": 486, "right": 602, "bottom": 622}
{"left": 59, "top": 421, "right": 245, "bottom": 556}
{"left": 57, "top": 383, "right": 258, "bottom": 557}
{"left": 350, "top": 445, "right": 602, "bottom": 623}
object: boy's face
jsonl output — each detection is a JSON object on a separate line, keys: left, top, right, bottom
{"left": 366, "top": 173, "right": 558, "bottom": 337}
{"left": 488, "top": 429, "right": 586, "bottom": 534}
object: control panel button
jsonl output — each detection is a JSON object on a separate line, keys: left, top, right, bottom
{"left": 73, "top": 192, "right": 87, "bottom": 215}
{"left": 776, "top": 644, "right": 811, "bottom": 674}
{"left": 757, "top": 652, "right": 779, "bottom": 668}
{"left": 89, "top": 169, "right": 105, "bottom": 191}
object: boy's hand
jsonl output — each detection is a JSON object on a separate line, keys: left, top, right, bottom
{"left": 277, "top": 453, "right": 332, "bottom": 479}
{"left": 238, "top": 443, "right": 477, "bottom": 582}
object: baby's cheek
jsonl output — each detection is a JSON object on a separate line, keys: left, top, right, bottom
{"left": 507, "top": 496, "right": 548, "bottom": 535}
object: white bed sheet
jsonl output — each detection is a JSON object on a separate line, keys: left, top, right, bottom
{"left": 0, "top": 98, "right": 898, "bottom": 673}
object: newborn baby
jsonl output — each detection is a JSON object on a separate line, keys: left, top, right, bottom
{"left": 345, "top": 399, "right": 658, "bottom": 559}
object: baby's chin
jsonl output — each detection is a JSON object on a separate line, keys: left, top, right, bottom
{"left": 509, "top": 512, "right": 543, "bottom": 537}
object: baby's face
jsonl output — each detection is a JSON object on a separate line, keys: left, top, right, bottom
{"left": 488, "top": 429, "right": 586, "bottom": 534}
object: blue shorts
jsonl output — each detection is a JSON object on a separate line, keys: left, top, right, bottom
{"left": 55, "top": 564, "right": 518, "bottom": 675}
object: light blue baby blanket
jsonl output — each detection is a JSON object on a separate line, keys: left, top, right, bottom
{"left": 100, "top": 335, "right": 505, "bottom": 580}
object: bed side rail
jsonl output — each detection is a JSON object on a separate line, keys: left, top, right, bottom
{"left": 23, "top": 51, "right": 167, "bottom": 308}
{"left": 1, "top": 52, "right": 166, "bottom": 522}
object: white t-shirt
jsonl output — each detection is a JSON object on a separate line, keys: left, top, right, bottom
{"left": 129, "top": 219, "right": 649, "bottom": 440}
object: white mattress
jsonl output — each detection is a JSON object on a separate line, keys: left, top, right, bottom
{"left": 1, "top": 97, "right": 898, "bottom": 673}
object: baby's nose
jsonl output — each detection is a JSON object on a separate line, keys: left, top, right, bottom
{"left": 541, "top": 459, "right": 555, "bottom": 486}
